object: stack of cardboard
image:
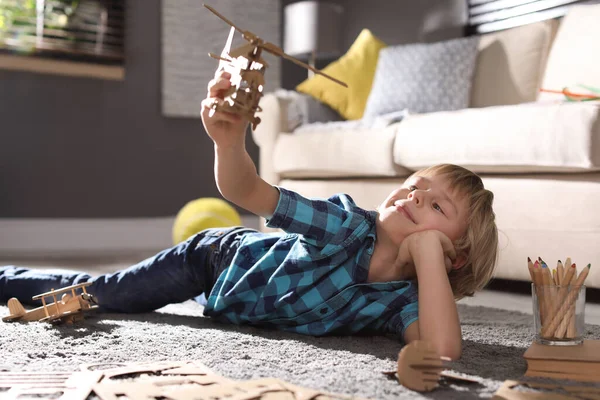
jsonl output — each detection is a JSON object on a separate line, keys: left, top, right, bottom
{"left": 0, "top": 361, "right": 362, "bottom": 400}
{"left": 523, "top": 340, "right": 600, "bottom": 382}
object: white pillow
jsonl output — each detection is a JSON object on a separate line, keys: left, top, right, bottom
{"left": 363, "top": 36, "right": 479, "bottom": 118}
{"left": 539, "top": 4, "right": 600, "bottom": 101}
{"left": 471, "top": 19, "right": 557, "bottom": 107}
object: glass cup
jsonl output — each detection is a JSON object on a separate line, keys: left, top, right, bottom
{"left": 532, "top": 283, "right": 586, "bottom": 346}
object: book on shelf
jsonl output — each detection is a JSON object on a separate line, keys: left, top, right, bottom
{"left": 523, "top": 339, "right": 600, "bottom": 382}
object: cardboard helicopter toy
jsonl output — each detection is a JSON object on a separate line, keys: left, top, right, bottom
{"left": 203, "top": 4, "right": 347, "bottom": 130}
{"left": 2, "top": 282, "right": 98, "bottom": 324}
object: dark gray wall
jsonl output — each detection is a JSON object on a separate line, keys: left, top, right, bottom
{"left": 337, "top": 0, "right": 467, "bottom": 47}
{"left": 282, "top": 0, "right": 468, "bottom": 89}
{"left": 0, "top": 0, "right": 256, "bottom": 218}
{"left": 1, "top": 0, "right": 466, "bottom": 218}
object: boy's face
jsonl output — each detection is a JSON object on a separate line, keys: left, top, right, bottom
{"left": 377, "top": 173, "right": 469, "bottom": 246}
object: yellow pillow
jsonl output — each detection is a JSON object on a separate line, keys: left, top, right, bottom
{"left": 296, "top": 29, "right": 387, "bottom": 120}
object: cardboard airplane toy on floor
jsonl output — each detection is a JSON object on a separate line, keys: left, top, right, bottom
{"left": 2, "top": 282, "right": 98, "bottom": 324}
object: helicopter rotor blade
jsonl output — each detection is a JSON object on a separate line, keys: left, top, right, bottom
{"left": 204, "top": 4, "right": 259, "bottom": 43}
{"left": 260, "top": 42, "right": 347, "bottom": 88}
{"left": 203, "top": 4, "right": 245, "bottom": 34}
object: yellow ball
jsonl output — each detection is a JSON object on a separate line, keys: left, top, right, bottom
{"left": 172, "top": 198, "right": 242, "bottom": 244}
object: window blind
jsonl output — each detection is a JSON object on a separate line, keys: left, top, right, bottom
{"left": 0, "top": 0, "right": 124, "bottom": 65}
{"left": 467, "top": 0, "right": 599, "bottom": 33}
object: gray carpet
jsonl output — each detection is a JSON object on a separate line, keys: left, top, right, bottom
{"left": 1, "top": 301, "right": 599, "bottom": 399}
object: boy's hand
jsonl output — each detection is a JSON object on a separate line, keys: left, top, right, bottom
{"left": 201, "top": 70, "right": 248, "bottom": 148}
{"left": 399, "top": 230, "right": 456, "bottom": 273}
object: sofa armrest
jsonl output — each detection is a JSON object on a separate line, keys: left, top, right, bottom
{"left": 253, "top": 92, "right": 292, "bottom": 143}
{"left": 252, "top": 93, "right": 290, "bottom": 186}
{"left": 252, "top": 91, "right": 345, "bottom": 185}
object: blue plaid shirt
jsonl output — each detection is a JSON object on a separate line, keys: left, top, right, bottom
{"left": 204, "top": 187, "right": 419, "bottom": 337}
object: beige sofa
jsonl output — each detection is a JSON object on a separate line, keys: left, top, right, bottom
{"left": 252, "top": 6, "right": 600, "bottom": 288}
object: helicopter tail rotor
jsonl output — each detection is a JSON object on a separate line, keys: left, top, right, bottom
{"left": 208, "top": 53, "right": 233, "bottom": 63}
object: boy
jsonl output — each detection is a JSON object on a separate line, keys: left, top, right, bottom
{"left": 0, "top": 71, "right": 498, "bottom": 360}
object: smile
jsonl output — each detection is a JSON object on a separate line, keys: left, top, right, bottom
{"left": 395, "top": 204, "right": 416, "bottom": 223}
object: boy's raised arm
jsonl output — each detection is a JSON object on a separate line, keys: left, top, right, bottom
{"left": 201, "top": 71, "right": 279, "bottom": 218}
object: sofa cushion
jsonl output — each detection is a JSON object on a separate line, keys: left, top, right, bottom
{"left": 392, "top": 102, "right": 600, "bottom": 173}
{"left": 296, "top": 29, "right": 386, "bottom": 121}
{"left": 470, "top": 19, "right": 557, "bottom": 108}
{"left": 363, "top": 36, "right": 479, "bottom": 118}
{"left": 539, "top": 4, "right": 600, "bottom": 101}
{"left": 272, "top": 127, "right": 411, "bottom": 178}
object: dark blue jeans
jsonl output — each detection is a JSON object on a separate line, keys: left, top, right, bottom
{"left": 0, "top": 227, "right": 253, "bottom": 313}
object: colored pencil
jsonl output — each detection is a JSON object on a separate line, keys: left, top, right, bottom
{"left": 566, "top": 312, "right": 577, "bottom": 338}
{"left": 555, "top": 262, "right": 579, "bottom": 339}
{"left": 541, "top": 263, "right": 556, "bottom": 318}
{"left": 562, "top": 263, "right": 577, "bottom": 287}
{"left": 539, "top": 88, "right": 600, "bottom": 100}
{"left": 527, "top": 257, "right": 535, "bottom": 282}
{"left": 557, "top": 260, "right": 564, "bottom": 286}
{"left": 564, "top": 257, "right": 572, "bottom": 278}
{"left": 532, "top": 261, "right": 547, "bottom": 324}
{"left": 566, "top": 262, "right": 581, "bottom": 338}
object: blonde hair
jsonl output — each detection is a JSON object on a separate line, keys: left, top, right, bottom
{"left": 413, "top": 164, "right": 498, "bottom": 300}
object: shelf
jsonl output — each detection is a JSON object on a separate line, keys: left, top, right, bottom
{"left": 0, "top": 54, "right": 125, "bottom": 80}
